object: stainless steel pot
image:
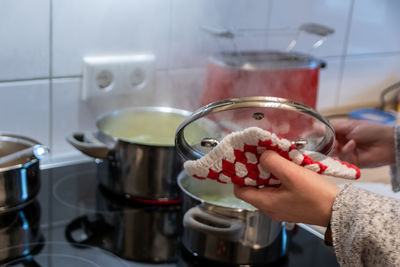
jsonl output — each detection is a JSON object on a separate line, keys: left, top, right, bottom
{"left": 174, "top": 96, "right": 335, "bottom": 265}
{"left": 0, "top": 134, "right": 47, "bottom": 213}
{"left": 67, "top": 106, "right": 191, "bottom": 202}
{"left": 178, "top": 171, "right": 286, "bottom": 265}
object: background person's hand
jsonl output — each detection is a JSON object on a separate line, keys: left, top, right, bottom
{"left": 234, "top": 150, "right": 340, "bottom": 227}
{"left": 331, "top": 119, "right": 395, "bottom": 168}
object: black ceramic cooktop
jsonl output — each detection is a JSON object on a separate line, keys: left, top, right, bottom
{"left": 0, "top": 161, "right": 339, "bottom": 267}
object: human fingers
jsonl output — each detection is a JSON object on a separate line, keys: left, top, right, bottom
{"left": 330, "top": 140, "right": 342, "bottom": 156}
{"left": 341, "top": 139, "right": 356, "bottom": 154}
{"left": 330, "top": 119, "right": 353, "bottom": 135}
{"left": 337, "top": 139, "right": 356, "bottom": 162}
{"left": 259, "top": 150, "right": 309, "bottom": 186}
{"left": 233, "top": 184, "right": 277, "bottom": 208}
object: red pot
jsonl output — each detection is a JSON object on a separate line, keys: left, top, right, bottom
{"left": 202, "top": 50, "right": 325, "bottom": 108}
{"left": 201, "top": 51, "right": 326, "bottom": 138}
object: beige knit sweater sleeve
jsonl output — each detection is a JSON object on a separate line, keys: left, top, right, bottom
{"left": 331, "top": 184, "right": 400, "bottom": 266}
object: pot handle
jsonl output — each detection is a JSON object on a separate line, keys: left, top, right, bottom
{"left": 66, "top": 131, "right": 111, "bottom": 159}
{"left": 183, "top": 206, "right": 245, "bottom": 242}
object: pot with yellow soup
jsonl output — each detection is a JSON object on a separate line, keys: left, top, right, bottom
{"left": 67, "top": 106, "right": 191, "bottom": 203}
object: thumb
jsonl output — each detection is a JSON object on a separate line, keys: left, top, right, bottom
{"left": 259, "top": 150, "right": 306, "bottom": 186}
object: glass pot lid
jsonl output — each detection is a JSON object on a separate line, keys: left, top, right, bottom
{"left": 210, "top": 50, "right": 326, "bottom": 70}
{"left": 175, "top": 96, "right": 335, "bottom": 160}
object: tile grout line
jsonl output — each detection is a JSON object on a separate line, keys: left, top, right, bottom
{"left": 4, "top": 49, "right": 400, "bottom": 82}
{"left": 335, "top": 0, "right": 355, "bottom": 107}
{"left": 161, "top": 0, "right": 173, "bottom": 91}
{"left": 166, "top": 0, "right": 173, "bottom": 71}
{"left": 0, "top": 49, "right": 399, "bottom": 84}
{"left": 49, "top": 0, "right": 54, "bottom": 152}
{"left": 0, "top": 75, "right": 82, "bottom": 83}
{"left": 47, "top": 0, "right": 53, "bottom": 258}
{"left": 264, "top": 0, "right": 274, "bottom": 49}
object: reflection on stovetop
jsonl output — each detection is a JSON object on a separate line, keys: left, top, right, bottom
{"left": 177, "top": 227, "right": 335, "bottom": 267}
{"left": 65, "top": 184, "right": 181, "bottom": 263}
{"left": 0, "top": 161, "right": 339, "bottom": 266}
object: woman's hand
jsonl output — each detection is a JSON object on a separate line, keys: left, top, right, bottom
{"left": 234, "top": 150, "right": 340, "bottom": 227}
{"left": 331, "top": 119, "right": 395, "bottom": 168}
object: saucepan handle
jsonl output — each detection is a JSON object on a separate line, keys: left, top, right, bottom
{"left": 66, "top": 131, "right": 111, "bottom": 159}
{"left": 183, "top": 206, "right": 245, "bottom": 242}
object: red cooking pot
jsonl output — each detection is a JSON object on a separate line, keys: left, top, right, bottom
{"left": 201, "top": 51, "right": 326, "bottom": 137}
{"left": 202, "top": 50, "right": 325, "bottom": 108}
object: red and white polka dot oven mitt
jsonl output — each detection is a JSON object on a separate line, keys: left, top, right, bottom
{"left": 184, "top": 127, "right": 360, "bottom": 187}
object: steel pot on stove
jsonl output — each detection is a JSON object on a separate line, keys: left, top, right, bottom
{"left": 67, "top": 106, "right": 191, "bottom": 203}
{"left": 0, "top": 134, "right": 48, "bottom": 213}
{"left": 175, "top": 96, "right": 335, "bottom": 265}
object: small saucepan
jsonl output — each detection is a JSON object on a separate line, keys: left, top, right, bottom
{"left": 0, "top": 134, "right": 48, "bottom": 213}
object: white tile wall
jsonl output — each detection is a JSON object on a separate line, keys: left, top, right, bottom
{"left": 1, "top": 0, "right": 400, "bottom": 161}
{"left": 317, "top": 57, "right": 343, "bottom": 110}
{"left": 52, "top": 0, "right": 171, "bottom": 77}
{"left": 169, "top": 0, "right": 271, "bottom": 69}
{"left": 338, "top": 53, "right": 400, "bottom": 107}
{"left": 0, "top": 80, "right": 50, "bottom": 145}
{"left": 51, "top": 77, "right": 159, "bottom": 155}
{"left": 0, "top": 0, "right": 49, "bottom": 80}
{"left": 348, "top": 0, "right": 400, "bottom": 55}
{"left": 154, "top": 68, "right": 206, "bottom": 111}
{"left": 51, "top": 78, "right": 95, "bottom": 155}
{"left": 267, "top": 0, "right": 352, "bottom": 57}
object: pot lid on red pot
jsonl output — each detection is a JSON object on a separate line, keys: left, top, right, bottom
{"left": 175, "top": 96, "right": 334, "bottom": 161}
{"left": 210, "top": 50, "right": 326, "bottom": 70}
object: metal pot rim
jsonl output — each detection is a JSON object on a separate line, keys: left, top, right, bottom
{"left": 177, "top": 171, "right": 258, "bottom": 214}
{"left": 0, "top": 133, "right": 41, "bottom": 172}
{"left": 175, "top": 96, "right": 335, "bottom": 161}
{"left": 209, "top": 50, "right": 325, "bottom": 71}
{"left": 96, "top": 106, "right": 192, "bottom": 148}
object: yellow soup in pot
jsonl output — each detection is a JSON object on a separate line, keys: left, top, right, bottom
{"left": 100, "top": 109, "right": 188, "bottom": 146}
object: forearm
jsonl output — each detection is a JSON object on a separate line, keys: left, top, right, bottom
{"left": 391, "top": 124, "right": 400, "bottom": 192}
{"left": 331, "top": 184, "right": 400, "bottom": 266}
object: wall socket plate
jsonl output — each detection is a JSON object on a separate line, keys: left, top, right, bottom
{"left": 81, "top": 54, "right": 155, "bottom": 101}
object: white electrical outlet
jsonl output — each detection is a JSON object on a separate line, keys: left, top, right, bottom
{"left": 81, "top": 54, "right": 155, "bottom": 101}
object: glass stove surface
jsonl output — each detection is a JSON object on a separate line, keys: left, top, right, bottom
{"left": 0, "top": 161, "right": 338, "bottom": 267}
